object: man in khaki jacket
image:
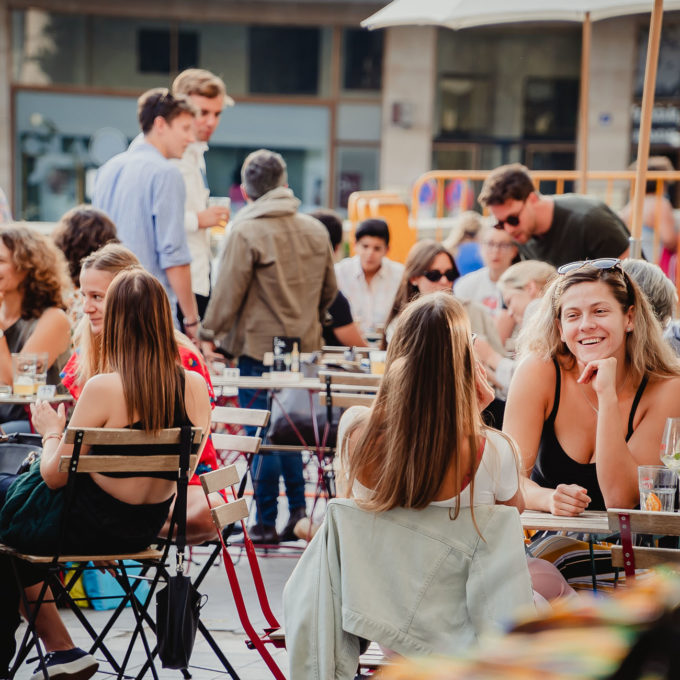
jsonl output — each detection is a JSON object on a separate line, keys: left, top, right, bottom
{"left": 201, "top": 149, "right": 337, "bottom": 543}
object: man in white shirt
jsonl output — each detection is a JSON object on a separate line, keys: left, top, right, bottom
{"left": 334, "top": 218, "right": 404, "bottom": 337}
{"left": 171, "top": 69, "right": 234, "bottom": 330}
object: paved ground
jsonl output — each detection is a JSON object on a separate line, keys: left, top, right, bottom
{"left": 12, "top": 488, "right": 328, "bottom": 680}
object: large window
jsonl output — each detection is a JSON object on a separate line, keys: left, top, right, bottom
{"left": 249, "top": 27, "right": 321, "bottom": 95}
{"left": 342, "top": 28, "right": 383, "bottom": 92}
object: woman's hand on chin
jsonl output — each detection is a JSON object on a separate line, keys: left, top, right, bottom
{"left": 577, "top": 357, "right": 618, "bottom": 395}
{"left": 549, "top": 483, "right": 591, "bottom": 516}
{"left": 29, "top": 400, "right": 66, "bottom": 437}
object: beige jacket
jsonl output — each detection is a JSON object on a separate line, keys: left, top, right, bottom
{"left": 202, "top": 187, "right": 337, "bottom": 361}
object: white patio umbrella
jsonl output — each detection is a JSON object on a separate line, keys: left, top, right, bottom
{"left": 362, "top": 0, "right": 679, "bottom": 255}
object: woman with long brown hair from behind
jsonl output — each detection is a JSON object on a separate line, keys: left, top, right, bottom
{"left": 0, "top": 269, "right": 212, "bottom": 678}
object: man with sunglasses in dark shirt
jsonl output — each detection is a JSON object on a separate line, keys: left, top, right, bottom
{"left": 478, "top": 163, "right": 630, "bottom": 268}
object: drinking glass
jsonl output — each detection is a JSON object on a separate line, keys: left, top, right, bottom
{"left": 33, "top": 352, "right": 49, "bottom": 392}
{"left": 639, "top": 465, "right": 677, "bottom": 512}
{"left": 660, "top": 417, "right": 680, "bottom": 475}
{"left": 12, "top": 353, "right": 36, "bottom": 396}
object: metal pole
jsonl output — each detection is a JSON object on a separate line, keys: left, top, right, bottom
{"left": 630, "top": 0, "right": 664, "bottom": 259}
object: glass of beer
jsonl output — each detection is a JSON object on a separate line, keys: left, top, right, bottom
{"left": 12, "top": 353, "right": 37, "bottom": 396}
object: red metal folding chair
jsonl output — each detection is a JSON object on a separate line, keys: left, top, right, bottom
{"left": 200, "top": 463, "right": 286, "bottom": 680}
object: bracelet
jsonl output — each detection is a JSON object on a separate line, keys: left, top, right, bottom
{"left": 42, "top": 432, "right": 62, "bottom": 446}
{"left": 183, "top": 318, "right": 199, "bottom": 328}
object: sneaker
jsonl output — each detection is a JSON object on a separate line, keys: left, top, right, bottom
{"left": 248, "top": 523, "right": 279, "bottom": 545}
{"left": 30, "top": 648, "right": 98, "bottom": 680}
{"left": 279, "top": 507, "right": 307, "bottom": 542}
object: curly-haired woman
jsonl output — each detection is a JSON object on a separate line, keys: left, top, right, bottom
{"left": 0, "top": 225, "right": 71, "bottom": 432}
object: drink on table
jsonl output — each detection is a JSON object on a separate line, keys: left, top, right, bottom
{"left": 638, "top": 465, "right": 677, "bottom": 512}
{"left": 12, "top": 353, "right": 37, "bottom": 396}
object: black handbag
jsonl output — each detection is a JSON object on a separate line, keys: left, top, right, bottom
{"left": 156, "top": 426, "right": 206, "bottom": 669}
{"left": 0, "top": 432, "right": 42, "bottom": 474}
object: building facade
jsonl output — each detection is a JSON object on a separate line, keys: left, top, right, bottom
{"left": 0, "top": 1, "right": 678, "bottom": 221}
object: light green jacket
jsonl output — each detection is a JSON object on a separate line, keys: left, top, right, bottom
{"left": 283, "top": 499, "right": 534, "bottom": 680}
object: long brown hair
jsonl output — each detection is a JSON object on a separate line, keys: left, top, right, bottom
{"left": 519, "top": 262, "right": 680, "bottom": 383}
{"left": 100, "top": 269, "right": 181, "bottom": 432}
{"left": 75, "top": 244, "right": 141, "bottom": 387}
{"left": 348, "top": 292, "right": 483, "bottom": 515}
{"left": 384, "top": 240, "right": 460, "bottom": 340}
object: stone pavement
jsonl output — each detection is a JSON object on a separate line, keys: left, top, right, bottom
{"left": 14, "top": 541, "right": 300, "bottom": 680}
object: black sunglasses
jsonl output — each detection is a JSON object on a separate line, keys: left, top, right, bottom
{"left": 493, "top": 199, "right": 527, "bottom": 230}
{"left": 556, "top": 258, "right": 622, "bottom": 275}
{"left": 422, "top": 268, "right": 457, "bottom": 283}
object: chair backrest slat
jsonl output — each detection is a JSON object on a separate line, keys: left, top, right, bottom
{"left": 64, "top": 427, "right": 202, "bottom": 446}
{"left": 320, "top": 393, "right": 375, "bottom": 409}
{"left": 611, "top": 545, "right": 680, "bottom": 569}
{"left": 318, "top": 371, "right": 381, "bottom": 388}
{"left": 212, "top": 406, "right": 270, "bottom": 428}
{"left": 211, "top": 498, "right": 249, "bottom": 529}
{"left": 58, "top": 454, "right": 198, "bottom": 474}
{"left": 200, "top": 464, "right": 240, "bottom": 495}
{"left": 607, "top": 509, "right": 680, "bottom": 535}
{"left": 211, "top": 433, "right": 261, "bottom": 453}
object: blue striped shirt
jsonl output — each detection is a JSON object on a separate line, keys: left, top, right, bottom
{"left": 92, "top": 142, "right": 191, "bottom": 307}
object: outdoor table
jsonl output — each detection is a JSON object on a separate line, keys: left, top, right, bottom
{"left": 520, "top": 509, "right": 610, "bottom": 535}
{"left": 521, "top": 509, "right": 611, "bottom": 592}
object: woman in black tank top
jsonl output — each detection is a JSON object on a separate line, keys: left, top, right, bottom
{"left": 502, "top": 260, "right": 680, "bottom": 515}
{"left": 0, "top": 270, "right": 211, "bottom": 675}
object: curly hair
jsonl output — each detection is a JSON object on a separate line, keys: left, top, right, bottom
{"left": 53, "top": 205, "right": 119, "bottom": 286}
{"left": 478, "top": 163, "right": 536, "bottom": 207}
{"left": 0, "top": 225, "right": 70, "bottom": 318}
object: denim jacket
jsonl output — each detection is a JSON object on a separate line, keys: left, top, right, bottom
{"left": 283, "top": 499, "right": 534, "bottom": 680}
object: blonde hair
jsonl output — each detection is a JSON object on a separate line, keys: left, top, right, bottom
{"left": 172, "top": 68, "right": 226, "bottom": 99}
{"left": 75, "top": 244, "right": 141, "bottom": 387}
{"left": 518, "top": 263, "right": 680, "bottom": 383}
{"left": 442, "top": 211, "right": 483, "bottom": 252}
{"left": 100, "top": 269, "right": 181, "bottom": 433}
{"left": 347, "top": 292, "right": 484, "bottom": 517}
{"left": 499, "top": 260, "right": 556, "bottom": 294}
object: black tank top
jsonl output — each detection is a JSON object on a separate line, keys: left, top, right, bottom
{"left": 90, "top": 368, "right": 198, "bottom": 480}
{"left": 530, "top": 359, "right": 648, "bottom": 511}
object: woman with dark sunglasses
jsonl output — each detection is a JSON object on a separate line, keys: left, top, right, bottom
{"left": 503, "top": 259, "right": 680, "bottom": 517}
{"left": 382, "top": 240, "right": 504, "bottom": 359}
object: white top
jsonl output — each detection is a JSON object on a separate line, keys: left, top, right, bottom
{"left": 337, "top": 406, "right": 519, "bottom": 508}
{"left": 171, "top": 142, "right": 211, "bottom": 296}
{"left": 334, "top": 255, "right": 404, "bottom": 336}
{"left": 453, "top": 267, "right": 503, "bottom": 315}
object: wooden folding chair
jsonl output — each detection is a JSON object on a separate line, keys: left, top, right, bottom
{"left": 200, "top": 463, "right": 286, "bottom": 680}
{"left": 608, "top": 508, "right": 680, "bottom": 582}
{"left": 2, "top": 425, "right": 202, "bottom": 680}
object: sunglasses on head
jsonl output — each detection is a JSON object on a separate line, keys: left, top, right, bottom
{"left": 493, "top": 199, "right": 527, "bottom": 230}
{"left": 556, "top": 258, "right": 622, "bottom": 275}
{"left": 421, "top": 268, "right": 457, "bottom": 283}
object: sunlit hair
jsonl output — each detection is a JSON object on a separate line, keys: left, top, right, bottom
{"left": 518, "top": 263, "right": 680, "bottom": 383}
{"left": 75, "top": 244, "right": 141, "bottom": 388}
{"left": 384, "top": 240, "right": 460, "bottom": 337}
{"left": 442, "top": 211, "right": 483, "bottom": 251}
{"left": 498, "top": 260, "right": 556, "bottom": 295}
{"left": 347, "top": 292, "right": 484, "bottom": 518}
{"left": 621, "top": 258, "right": 677, "bottom": 325}
{"left": 0, "top": 224, "right": 69, "bottom": 318}
{"left": 100, "top": 269, "right": 181, "bottom": 433}
{"left": 53, "top": 205, "right": 118, "bottom": 286}
{"left": 172, "top": 68, "right": 226, "bottom": 99}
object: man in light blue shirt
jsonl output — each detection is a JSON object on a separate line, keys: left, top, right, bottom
{"left": 93, "top": 88, "right": 201, "bottom": 338}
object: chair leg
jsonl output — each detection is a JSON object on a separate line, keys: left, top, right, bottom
{"left": 195, "top": 621, "right": 241, "bottom": 680}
